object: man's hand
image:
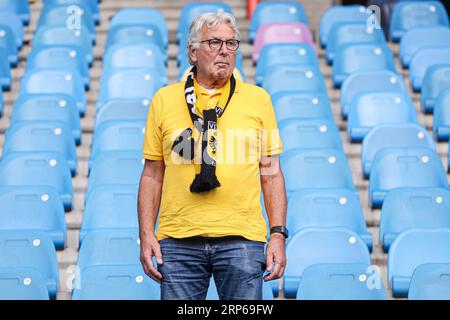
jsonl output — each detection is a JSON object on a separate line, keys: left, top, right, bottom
{"left": 140, "top": 234, "right": 163, "bottom": 283}
{"left": 264, "top": 233, "right": 286, "bottom": 281}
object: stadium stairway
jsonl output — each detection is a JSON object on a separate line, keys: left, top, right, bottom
{"left": 0, "top": 0, "right": 447, "bottom": 300}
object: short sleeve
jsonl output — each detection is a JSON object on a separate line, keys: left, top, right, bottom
{"left": 261, "top": 93, "right": 283, "bottom": 156}
{"left": 143, "top": 93, "right": 164, "bottom": 161}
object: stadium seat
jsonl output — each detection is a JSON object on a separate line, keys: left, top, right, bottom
{"left": 72, "top": 264, "right": 160, "bottom": 300}
{"left": 33, "top": 25, "right": 93, "bottom": 66}
{"left": 89, "top": 120, "right": 145, "bottom": 170}
{"left": 0, "top": 186, "right": 66, "bottom": 249}
{"left": 279, "top": 119, "right": 343, "bottom": 152}
{"left": 297, "top": 263, "right": 387, "bottom": 300}
{"left": 0, "top": 90, "right": 2, "bottom": 117}
{"left": 326, "top": 22, "right": 386, "bottom": 64}
{"left": 362, "top": 123, "right": 435, "bottom": 179}
{"left": 340, "top": 70, "right": 407, "bottom": 119}
{"left": 262, "top": 65, "right": 326, "bottom": 96}
{"left": 27, "top": 45, "right": 90, "bottom": 89}
{"left": 79, "top": 185, "right": 138, "bottom": 245}
{"left": 283, "top": 228, "right": 371, "bottom": 298}
{"left": 77, "top": 229, "right": 140, "bottom": 272}
{"left": 380, "top": 187, "right": 450, "bottom": 253}
{"left": 0, "top": 267, "right": 50, "bottom": 300}
{"left": 106, "top": 25, "right": 165, "bottom": 52}
{"left": 271, "top": 92, "right": 333, "bottom": 123}
{"left": 0, "top": 12, "right": 24, "bottom": 48}
{"left": 44, "top": 0, "right": 99, "bottom": 24}
{"left": 388, "top": 229, "right": 450, "bottom": 297}
{"left": 434, "top": 88, "right": 450, "bottom": 141}
{"left": 206, "top": 276, "right": 274, "bottom": 300}
{"left": 253, "top": 22, "right": 313, "bottom": 64}
{"left": 19, "top": 68, "right": 87, "bottom": 116}
{"left": 319, "top": 5, "right": 372, "bottom": 48}
{"left": 0, "top": 152, "right": 73, "bottom": 210}
{"left": 399, "top": 27, "right": 450, "bottom": 68}
{"left": 0, "top": 24, "right": 18, "bottom": 66}
{"left": 249, "top": 1, "right": 308, "bottom": 44}
{"left": 347, "top": 92, "right": 418, "bottom": 142}
{"left": 0, "top": 230, "right": 59, "bottom": 298}
{"left": 287, "top": 189, "right": 372, "bottom": 250}
{"left": 10, "top": 94, "right": 81, "bottom": 145}
{"left": 0, "top": 0, "right": 30, "bottom": 25}
{"left": 390, "top": 1, "right": 449, "bottom": 42}
{"left": 94, "top": 99, "right": 150, "bottom": 128}
{"left": 369, "top": 148, "right": 448, "bottom": 208}
{"left": 98, "top": 69, "right": 164, "bottom": 108}
{"left": 2, "top": 121, "right": 77, "bottom": 176}
{"left": 0, "top": 48, "right": 11, "bottom": 91}
{"left": 422, "top": 64, "right": 450, "bottom": 113}
{"left": 255, "top": 43, "right": 317, "bottom": 86}
{"left": 408, "top": 263, "right": 450, "bottom": 300}
{"left": 332, "top": 43, "right": 396, "bottom": 88}
{"left": 109, "top": 8, "right": 168, "bottom": 49}
{"left": 409, "top": 47, "right": 450, "bottom": 92}
{"left": 86, "top": 150, "right": 143, "bottom": 196}
{"left": 281, "top": 149, "right": 355, "bottom": 196}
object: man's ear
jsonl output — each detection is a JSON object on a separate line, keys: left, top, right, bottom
{"left": 188, "top": 45, "right": 197, "bottom": 64}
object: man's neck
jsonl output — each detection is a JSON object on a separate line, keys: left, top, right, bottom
{"left": 195, "top": 73, "right": 228, "bottom": 89}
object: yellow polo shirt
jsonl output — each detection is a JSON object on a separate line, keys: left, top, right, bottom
{"left": 143, "top": 79, "right": 282, "bottom": 243}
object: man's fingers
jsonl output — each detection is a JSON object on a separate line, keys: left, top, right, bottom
{"left": 264, "top": 260, "right": 283, "bottom": 281}
{"left": 153, "top": 243, "right": 163, "bottom": 265}
{"left": 141, "top": 254, "right": 163, "bottom": 283}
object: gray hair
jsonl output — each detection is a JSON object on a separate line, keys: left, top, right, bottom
{"left": 187, "top": 12, "right": 241, "bottom": 65}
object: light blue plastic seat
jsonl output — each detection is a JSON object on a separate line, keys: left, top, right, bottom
{"left": 27, "top": 45, "right": 90, "bottom": 89}
{"left": 249, "top": 1, "right": 308, "bottom": 44}
{"left": 104, "top": 43, "right": 166, "bottom": 73}
{"left": 72, "top": 264, "right": 160, "bottom": 300}
{"left": 279, "top": 118, "right": 343, "bottom": 152}
{"left": 0, "top": 152, "right": 73, "bottom": 211}
{"left": 109, "top": 8, "right": 168, "bottom": 49}
{"left": 44, "top": 0, "right": 99, "bottom": 24}
{"left": 390, "top": 1, "right": 449, "bottom": 42}
{"left": 380, "top": 187, "right": 450, "bottom": 253}
{"left": 0, "top": 230, "right": 58, "bottom": 298}
{"left": 10, "top": 94, "right": 81, "bottom": 145}
{"left": 327, "top": 22, "right": 386, "bottom": 64}
{"left": 400, "top": 27, "right": 450, "bottom": 68}
{"left": 0, "top": 186, "right": 66, "bottom": 249}
{"left": 86, "top": 150, "right": 143, "bottom": 196}
{"left": 0, "top": 267, "right": 50, "bottom": 300}
{"left": 106, "top": 25, "right": 165, "bottom": 52}
{"left": 33, "top": 25, "right": 93, "bottom": 66}
{"left": 0, "top": 0, "right": 30, "bottom": 25}
{"left": 271, "top": 92, "right": 333, "bottom": 123}
{"left": 287, "top": 189, "right": 372, "bottom": 250}
{"left": 347, "top": 92, "right": 418, "bottom": 142}
{"left": 408, "top": 263, "right": 450, "bottom": 300}
{"left": 369, "top": 148, "right": 448, "bottom": 208}
{"left": 332, "top": 43, "right": 396, "bottom": 88}
{"left": 0, "top": 90, "right": 2, "bottom": 117}
{"left": 0, "top": 12, "right": 24, "bottom": 48}
{"left": 19, "top": 68, "right": 87, "bottom": 116}
{"left": 0, "top": 24, "right": 18, "bottom": 66}
{"left": 319, "top": 5, "right": 373, "bottom": 48}
{"left": 77, "top": 229, "right": 140, "bottom": 272}
{"left": 281, "top": 149, "right": 355, "bottom": 196}
{"left": 340, "top": 70, "right": 407, "bottom": 119}
{"left": 0, "top": 48, "right": 11, "bottom": 91}
{"left": 283, "top": 228, "right": 371, "bottom": 298}
{"left": 388, "top": 229, "right": 450, "bottom": 298}
{"left": 297, "top": 263, "right": 387, "bottom": 300}
{"left": 434, "top": 88, "right": 450, "bottom": 141}
{"left": 206, "top": 276, "right": 274, "bottom": 300}
{"left": 255, "top": 43, "right": 317, "bottom": 86}
{"left": 409, "top": 47, "right": 450, "bottom": 92}
{"left": 80, "top": 185, "right": 138, "bottom": 245}
{"left": 95, "top": 99, "right": 149, "bottom": 128}
{"left": 89, "top": 120, "right": 145, "bottom": 170}
{"left": 422, "top": 64, "right": 450, "bottom": 113}
{"left": 2, "top": 121, "right": 77, "bottom": 176}
{"left": 362, "top": 123, "right": 434, "bottom": 179}
{"left": 262, "top": 65, "right": 326, "bottom": 96}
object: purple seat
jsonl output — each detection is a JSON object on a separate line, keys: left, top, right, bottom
{"left": 253, "top": 22, "right": 314, "bottom": 64}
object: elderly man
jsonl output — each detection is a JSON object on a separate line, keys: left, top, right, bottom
{"left": 138, "top": 12, "right": 287, "bottom": 300}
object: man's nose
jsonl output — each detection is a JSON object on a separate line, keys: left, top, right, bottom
{"left": 219, "top": 42, "right": 229, "bottom": 55}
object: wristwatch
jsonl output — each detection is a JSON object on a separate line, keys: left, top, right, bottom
{"left": 270, "top": 226, "right": 289, "bottom": 239}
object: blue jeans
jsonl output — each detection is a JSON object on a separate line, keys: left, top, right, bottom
{"left": 158, "top": 236, "right": 266, "bottom": 300}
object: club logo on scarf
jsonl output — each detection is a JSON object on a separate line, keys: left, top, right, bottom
{"left": 206, "top": 121, "right": 218, "bottom": 163}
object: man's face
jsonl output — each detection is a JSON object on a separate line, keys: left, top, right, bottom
{"left": 189, "top": 23, "right": 238, "bottom": 83}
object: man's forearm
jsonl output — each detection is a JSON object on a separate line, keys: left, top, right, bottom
{"left": 261, "top": 170, "right": 287, "bottom": 228}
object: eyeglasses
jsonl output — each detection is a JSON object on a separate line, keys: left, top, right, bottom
{"left": 199, "top": 38, "right": 240, "bottom": 51}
